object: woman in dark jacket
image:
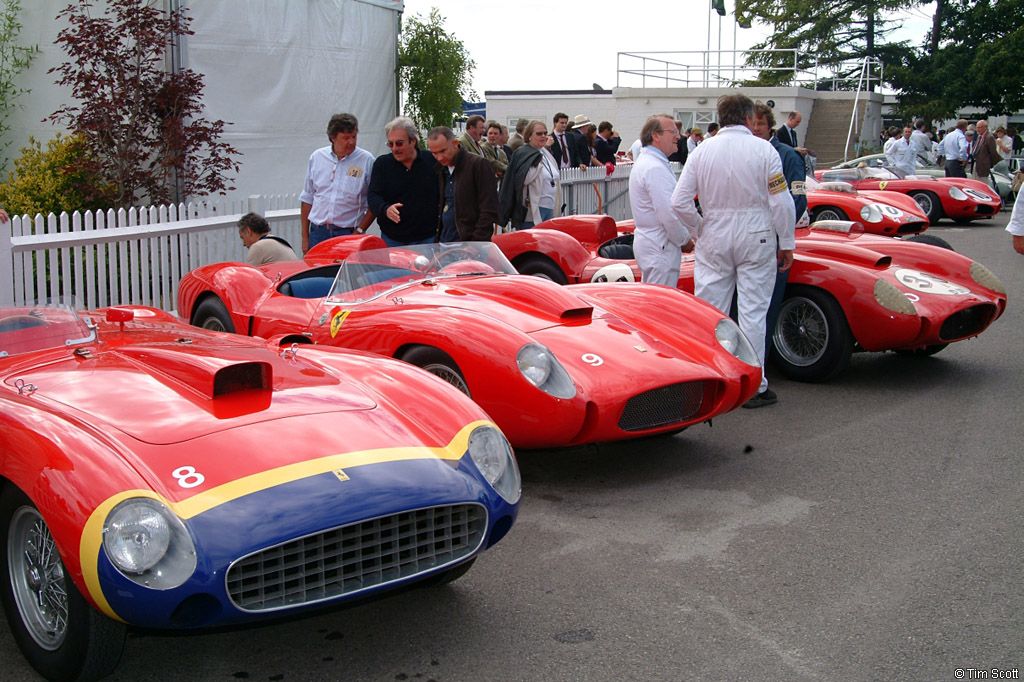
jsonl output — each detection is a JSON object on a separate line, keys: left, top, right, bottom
{"left": 498, "top": 120, "right": 559, "bottom": 229}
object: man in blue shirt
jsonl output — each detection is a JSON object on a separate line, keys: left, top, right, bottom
{"left": 943, "top": 119, "right": 969, "bottom": 178}
{"left": 299, "top": 113, "right": 375, "bottom": 252}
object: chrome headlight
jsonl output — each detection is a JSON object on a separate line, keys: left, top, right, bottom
{"left": 948, "top": 186, "right": 968, "bottom": 200}
{"left": 859, "top": 203, "right": 884, "bottom": 223}
{"left": 970, "top": 261, "right": 1005, "bottom": 294}
{"left": 467, "top": 425, "right": 521, "bottom": 503}
{"left": 103, "top": 498, "right": 196, "bottom": 589}
{"left": 715, "top": 318, "right": 760, "bottom": 367}
{"left": 516, "top": 343, "right": 576, "bottom": 399}
{"left": 873, "top": 279, "right": 917, "bottom": 315}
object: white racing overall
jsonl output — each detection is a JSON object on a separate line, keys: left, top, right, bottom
{"left": 629, "top": 145, "right": 692, "bottom": 286}
{"left": 670, "top": 125, "right": 795, "bottom": 392}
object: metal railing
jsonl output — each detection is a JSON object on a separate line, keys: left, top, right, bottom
{"left": 617, "top": 50, "right": 884, "bottom": 90}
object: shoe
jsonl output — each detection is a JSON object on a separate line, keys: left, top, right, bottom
{"left": 742, "top": 388, "right": 778, "bottom": 409}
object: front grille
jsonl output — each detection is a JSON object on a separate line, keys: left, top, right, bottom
{"left": 973, "top": 205, "right": 995, "bottom": 216}
{"left": 897, "top": 222, "right": 927, "bottom": 235}
{"left": 940, "top": 304, "right": 996, "bottom": 341}
{"left": 618, "top": 381, "right": 706, "bottom": 432}
{"left": 227, "top": 504, "right": 487, "bottom": 612}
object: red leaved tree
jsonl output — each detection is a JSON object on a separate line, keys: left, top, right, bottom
{"left": 48, "top": 0, "right": 240, "bottom": 208}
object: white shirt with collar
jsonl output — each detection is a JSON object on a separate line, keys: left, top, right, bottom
{"left": 887, "top": 136, "right": 918, "bottom": 175}
{"left": 909, "top": 129, "right": 932, "bottom": 162}
{"left": 943, "top": 129, "right": 968, "bottom": 162}
{"left": 299, "top": 145, "right": 374, "bottom": 227}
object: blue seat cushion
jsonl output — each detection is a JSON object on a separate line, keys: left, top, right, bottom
{"left": 280, "top": 276, "right": 334, "bottom": 299}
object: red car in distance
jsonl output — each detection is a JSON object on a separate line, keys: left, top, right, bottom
{"left": 494, "top": 216, "right": 1006, "bottom": 381}
{"left": 806, "top": 175, "right": 929, "bottom": 235}
{"left": 814, "top": 166, "right": 1002, "bottom": 223}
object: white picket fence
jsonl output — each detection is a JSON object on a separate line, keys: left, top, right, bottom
{"left": 1, "top": 162, "right": 663, "bottom": 312}
{"left": 0, "top": 195, "right": 303, "bottom": 310}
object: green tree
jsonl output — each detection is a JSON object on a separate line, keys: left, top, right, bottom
{"left": 398, "top": 8, "right": 476, "bottom": 131}
{"left": 0, "top": 0, "right": 37, "bottom": 170}
{"left": 889, "top": 0, "right": 1024, "bottom": 120}
{"left": 0, "top": 132, "right": 115, "bottom": 217}
{"left": 735, "top": 0, "right": 915, "bottom": 87}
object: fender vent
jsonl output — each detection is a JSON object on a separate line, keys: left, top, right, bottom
{"left": 214, "top": 362, "right": 271, "bottom": 395}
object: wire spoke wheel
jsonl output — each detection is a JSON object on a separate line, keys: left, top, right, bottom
{"left": 8, "top": 507, "right": 69, "bottom": 651}
{"left": 422, "top": 362, "right": 471, "bottom": 396}
{"left": 769, "top": 286, "right": 853, "bottom": 381}
{"left": 813, "top": 207, "right": 846, "bottom": 222}
{"left": 775, "top": 298, "right": 829, "bottom": 367}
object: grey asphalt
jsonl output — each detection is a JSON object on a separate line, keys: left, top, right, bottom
{"left": 3, "top": 212, "right": 1021, "bottom": 682}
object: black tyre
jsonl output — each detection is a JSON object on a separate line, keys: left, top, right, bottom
{"left": 192, "top": 297, "right": 236, "bottom": 334}
{"left": 400, "top": 346, "right": 471, "bottom": 397}
{"left": 905, "top": 233, "right": 955, "bottom": 251}
{"left": 810, "top": 206, "right": 848, "bottom": 222}
{"left": 909, "top": 190, "right": 943, "bottom": 223}
{"left": 513, "top": 255, "right": 568, "bottom": 285}
{"left": 770, "top": 285, "right": 854, "bottom": 382}
{"left": 1, "top": 486, "right": 126, "bottom": 682}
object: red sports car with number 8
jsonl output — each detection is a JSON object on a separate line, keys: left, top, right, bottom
{"left": 1, "top": 301, "right": 519, "bottom": 682}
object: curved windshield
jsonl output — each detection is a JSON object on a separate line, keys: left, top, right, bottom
{"left": 807, "top": 175, "right": 856, "bottom": 193}
{"left": 328, "top": 242, "right": 519, "bottom": 303}
{"left": 0, "top": 299, "right": 95, "bottom": 357}
{"left": 821, "top": 167, "right": 903, "bottom": 182}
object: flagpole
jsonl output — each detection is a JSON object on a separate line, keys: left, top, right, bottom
{"left": 706, "top": 1, "right": 711, "bottom": 87}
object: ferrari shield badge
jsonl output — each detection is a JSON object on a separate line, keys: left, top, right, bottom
{"left": 330, "top": 310, "right": 351, "bottom": 337}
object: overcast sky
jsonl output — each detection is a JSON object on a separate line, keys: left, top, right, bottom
{"left": 398, "top": 0, "right": 936, "bottom": 96}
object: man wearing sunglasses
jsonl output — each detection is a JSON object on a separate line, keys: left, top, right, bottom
{"left": 367, "top": 117, "right": 440, "bottom": 247}
{"left": 299, "top": 113, "right": 375, "bottom": 253}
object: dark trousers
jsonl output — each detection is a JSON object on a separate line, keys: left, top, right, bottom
{"left": 944, "top": 160, "right": 967, "bottom": 178}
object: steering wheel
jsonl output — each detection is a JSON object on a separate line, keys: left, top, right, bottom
{"left": 439, "top": 260, "right": 496, "bottom": 276}
{"left": 429, "top": 246, "right": 480, "bottom": 271}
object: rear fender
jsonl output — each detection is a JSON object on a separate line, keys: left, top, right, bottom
{"left": 305, "top": 234, "right": 388, "bottom": 262}
{"left": 536, "top": 215, "right": 619, "bottom": 248}
{"left": 494, "top": 229, "right": 594, "bottom": 280}
{"left": 178, "top": 264, "right": 274, "bottom": 328}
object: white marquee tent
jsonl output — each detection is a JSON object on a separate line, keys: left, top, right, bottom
{"left": 6, "top": 0, "right": 403, "bottom": 205}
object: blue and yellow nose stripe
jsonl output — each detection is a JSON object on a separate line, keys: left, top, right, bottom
{"left": 79, "top": 420, "right": 498, "bottom": 620}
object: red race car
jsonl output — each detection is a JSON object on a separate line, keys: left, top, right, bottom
{"left": 0, "top": 301, "right": 519, "bottom": 682}
{"left": 494, "top": 216, "right": 1007, "bottom": 381}
{"left": 814, "top": 165, "right": 1002, "bottom": 223}
{"left": 806, "top": 175, "right": 929, "bottom": 235}
{"left": 178, "top": 239, "right": 763, "bottom": 449}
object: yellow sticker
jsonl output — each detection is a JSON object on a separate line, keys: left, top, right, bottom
{"left": 878, "top": 181, "right": 888, "bottom": 190}
{"left": 330, "top": 310, "right": 351, "bottom": 337}
{"left": 768, "top": 172, "right": 788, "bottom": 195}
{"left": 791, "top": 181, "right": 806, "bottom": 196}
{"left": 332, "top": 469, "right": 350, "bottom": 482}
